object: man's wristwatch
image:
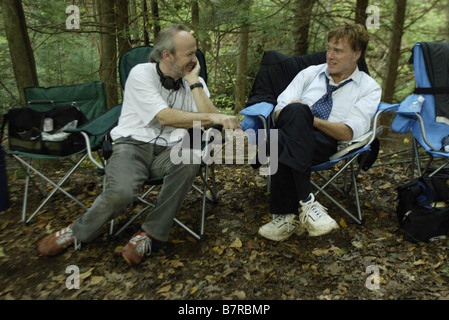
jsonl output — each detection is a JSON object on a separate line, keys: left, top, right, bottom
{"left": 190, "top": 83, "right": 203, "bottom": 90}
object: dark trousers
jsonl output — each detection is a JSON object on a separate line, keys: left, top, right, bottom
{"left": 270, "top": 103, "right": 338, "bottom": 215}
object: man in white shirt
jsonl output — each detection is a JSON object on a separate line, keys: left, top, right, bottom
{"left": 38, "top": 25, "right": 240, "bottom": 266}
{"left": 258, "top": 23, "right": 381, "bottom": 242}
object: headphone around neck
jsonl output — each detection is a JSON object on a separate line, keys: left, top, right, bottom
{"left": 156, "top": 63, "right": 183, "bottom": 91}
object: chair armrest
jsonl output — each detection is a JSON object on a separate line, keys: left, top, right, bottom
{"left": 396, "top": 94, "right": 424, "bottom": 116}
{"left": 65, "top": 104, "right": 122, "bottom": 137}
{"left": 329, "top": 102, "right": 396, "bottom": 161}
{"left": 64, "top": 104, "right": 122, "bottom": 170}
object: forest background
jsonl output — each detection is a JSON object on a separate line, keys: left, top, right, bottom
{"left": 2, "top": 0, "right": 449, "bottom": 301}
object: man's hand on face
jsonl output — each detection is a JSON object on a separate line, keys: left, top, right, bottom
{"left": 184, "top": 62, "right": 201, "bottom": 86}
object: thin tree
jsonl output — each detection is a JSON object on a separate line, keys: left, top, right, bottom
{"left": 234, "top": 0, "right": 251, "bottom": 114}
{"left": 355, "top": 0, "right": 369, "bottom": 26}
{"left": 96, "top": 0, "right": 118, "bottom": 109}
{"left": 293, "top": 0, "right": 316, "bottom": 56}
{"left": 2, "top": 0, "right": 39, "bottom": 105}
{"left": 116, "top": 0, "right": 132, "bottom": 57}
{"left": 151, "top": 0, "right": 160, "bottom": 40}
{"left": 382, "top": 0, "right": 407, "bottom": 104}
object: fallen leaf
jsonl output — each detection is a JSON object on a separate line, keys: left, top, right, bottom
{"left": 90, "top": 276, "right": 105, "bottom": 285}
{"left": 379, "top": 182, "right": 392, "bottom": 190}
{"left": 80, "top": 268, "right": 94, "bottom": 280}
{"left": 230, "top": 237, "right": 242, "bottom": 248}
{"left": 157, "top": 285, "right": 171, "bottom": 293}
{"left": 190, "top": 286, "right": 199, "bottom": 295}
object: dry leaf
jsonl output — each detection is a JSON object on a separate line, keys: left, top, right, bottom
{"left": 379, "top": 182, "right": 392, "bottom": 190}
{"left": 230, "top": 237, "right": 242, "bottom": 248}
{"left": 80, "top": 268, "right": 94, "bottom": 280}
{"left": 157, "top": 285, "right": 171, "bottom": 293}
{"left": 90, "top": 276, "right": 105, "bottom": 285}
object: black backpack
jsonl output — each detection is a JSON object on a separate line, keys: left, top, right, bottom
{"left": 396, "top": 170, "right": 449, "bottom": 242}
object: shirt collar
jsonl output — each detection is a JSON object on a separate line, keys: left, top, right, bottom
{"left": 322, "top": 64, "right": 361, "bottom": 86}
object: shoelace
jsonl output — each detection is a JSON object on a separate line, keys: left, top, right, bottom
{"left": 55, "top": 227, "right": 75, "bottom": 246}
{"left": 272, "top": 215, "right": 296, "bottom": 232}
{"left": 300, "top": 202, "right": 328, "bottom": 224}
{"left": 130, "top": 234, "right": 152, "bottom": 257}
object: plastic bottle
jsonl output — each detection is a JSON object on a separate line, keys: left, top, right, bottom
{"left": 43, "top": 117, "right": 54, "bottom": 132}
{"left": 408, "top": 95, "right": 425, "bottom": 113}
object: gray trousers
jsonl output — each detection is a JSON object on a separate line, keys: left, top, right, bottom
{"left": 71, "top": 137, "right": 200, "bottom": 242}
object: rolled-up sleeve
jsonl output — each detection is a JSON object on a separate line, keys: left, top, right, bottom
{"left": 341, "top": 78, "right": 381, "bottom": 140}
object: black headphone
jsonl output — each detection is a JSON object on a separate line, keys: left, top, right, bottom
{"left": 156, "top": 63, "right": 183, "bottom": 90}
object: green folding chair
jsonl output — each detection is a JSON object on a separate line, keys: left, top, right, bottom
{"left": 7, "top": 81, "right": 108, "bottom": 224}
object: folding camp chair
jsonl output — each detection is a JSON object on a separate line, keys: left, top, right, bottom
{"left": 69, "top": 46, "right": 218, "bottom": 240}
{"left": 6, "top": 81, "right": 108, "bottom": 224}
{"left": 389, "top": 42, "right": 449, "bottom": 178}
{"left": 240, "top": 50, "right": 395, "bottom": 225}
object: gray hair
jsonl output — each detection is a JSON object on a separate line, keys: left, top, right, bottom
{"left": 149, "top": 24, "right": 190, "bottom": 63}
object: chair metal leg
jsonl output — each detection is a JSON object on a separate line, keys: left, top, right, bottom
{"left": 22, "top": 158, "right": 31, "bottom": 222}
{"left": 110, "top": 164, "right": 218, "bottom": 241}
{"left": 311, "top": 155, "right": 364, "bottom": 225}
{"left": 13, "top": 154, "right": 88, "bottom": 224}
{"left": 413, "top": 138, "right": 422, "bottom": 177}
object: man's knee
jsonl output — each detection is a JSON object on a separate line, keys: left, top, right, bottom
{"left": 277, "top": 103, "right": 313, "bottom": 127}
{"left": 284, "top": 103, "right": 312, "bottom": 118}
{"left": 105, "top": 185, "right": 136, "bottom": 207}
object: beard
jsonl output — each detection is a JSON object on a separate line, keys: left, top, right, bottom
{"left": 170, "top": 60, "right": 196, "bottom": 78}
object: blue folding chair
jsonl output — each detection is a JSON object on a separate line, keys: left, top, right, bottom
{"left": 240, "top": 50, "right": 395, "bottom": 225}
{"left": 389, "top": 42, "right": 449, "bottom": 178}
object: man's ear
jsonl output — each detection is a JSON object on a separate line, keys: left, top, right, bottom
{"left": 353, "top": 50, "right": 362, "bottom": 62}
{"left": 161, "top": 49, "right": 172, "bottom": 62}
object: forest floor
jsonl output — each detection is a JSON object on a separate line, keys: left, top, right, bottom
{"left": 1, "top": 129, "right": 449, "bottom": 303}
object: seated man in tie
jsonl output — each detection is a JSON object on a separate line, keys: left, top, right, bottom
{"left": 258, "top": 22, "right": 381, "bottom": 241}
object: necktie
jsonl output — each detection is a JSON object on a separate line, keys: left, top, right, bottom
{"left": 311, "top": 77, "right": 352, "bottom": 120}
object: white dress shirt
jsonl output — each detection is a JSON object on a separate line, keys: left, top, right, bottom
{"left": 274, "top": 63, "right": 381, "bottom": 139}
{"left": 110, "top": 62, "right": 209, "bottom": 146}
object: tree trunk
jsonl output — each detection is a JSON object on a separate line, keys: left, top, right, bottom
{"left": 192, "top": 0, "right": 200, "bottom": 47}
{"left": 234, "top": 23, "right": 250, "bottom": 114}
{"left": 128, "top": 0, "right": 139, "bottom": 44}
{"left": 143, "top": 0, "right": 150, "bottom": 45}
{"left": 293, "top": 0, "right": 315, "bottom": 56}
{"left": 382, "top": 0, "right": 407, "bottom": 103}
{"left": 355, "top": 0, "right": 369, "bottom": 26}
{"left": 380, "top": 0, "right": 407, "bottom": 128}
{"left": 116, "top": 0, "right": 132, "bottom": 57}
{"left": 192, "top": 0, "right": 199, "bottom": 30}
{"left": 96, "top": 0, "right": 118, "bottom": 109}
{"left": 446, "top": 0, "right": 449, "bottom": 42}
{"left": 150, "top": 0, "right": 160, "bottom": 40}
{"left": 2, "top": 0, "right": 39, "bottom": 105}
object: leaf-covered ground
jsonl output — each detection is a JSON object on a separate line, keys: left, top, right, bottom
{"left": 1, "top": 131, "right": 449, "bottom": 301}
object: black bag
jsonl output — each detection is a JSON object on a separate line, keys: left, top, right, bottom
{"left": 396, "top": 170, "right": 449, "bottom": 242}
{"left": 2, "top": 105, "right": 87, "bottom": 156}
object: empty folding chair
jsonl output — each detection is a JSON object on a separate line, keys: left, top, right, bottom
{"left": 390, "top": 42, "right": 449, "bottom": 178}
{"left": 4, "top": 81, "right": 108, "bottom": 224}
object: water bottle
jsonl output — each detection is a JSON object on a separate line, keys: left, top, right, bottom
{"left": 408, "top": 95, "right": 425, "bottom": 113}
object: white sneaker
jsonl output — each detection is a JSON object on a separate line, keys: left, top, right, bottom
{"left": 299, "top": 194, "right": 339, "bottom": 236}
{"left": 258, "top": 214, "right": 300, "bottom": 241}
